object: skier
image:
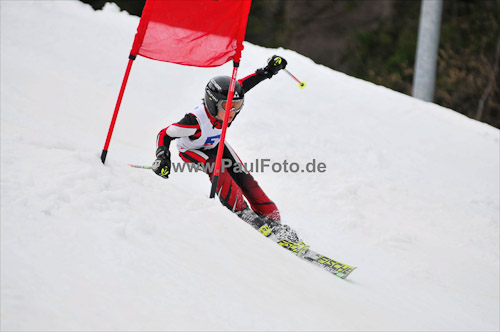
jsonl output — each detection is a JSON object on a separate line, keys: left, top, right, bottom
{"left": 152, "top": 55, "right": 299, "bottom": 242}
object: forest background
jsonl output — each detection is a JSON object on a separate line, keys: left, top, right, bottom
{"left": 80, "top": 0, "right": 500, "bottom": 129}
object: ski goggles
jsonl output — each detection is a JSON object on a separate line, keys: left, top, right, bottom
{"left": 217, "top": 99, "right": 244, "bottom": 113}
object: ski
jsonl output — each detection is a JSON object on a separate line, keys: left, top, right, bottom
{"left": 254, "top": 223, "right": 356, "bottom": 279}
{"left": 237, "top": 210, "right": 357, "bottom": 279}
{"left": 300, "top": 248, "right": 356, "bottom": 279}
{"left": 273, "top": 238, "right": 356, "bottom": 279}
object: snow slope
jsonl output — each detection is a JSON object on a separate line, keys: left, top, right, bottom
{"left": 1, "top": 1, "right": 499, "bottom": 331}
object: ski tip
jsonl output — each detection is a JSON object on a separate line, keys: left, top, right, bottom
{"left": 337, "top": 266, "right": 357, "bottom": 279}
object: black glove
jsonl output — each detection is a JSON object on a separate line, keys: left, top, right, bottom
{"left": 256, "top": 55, "right": 287, "bottom": 79}
{"left": 152, "top": 146, "right": 171, "bottom": 179}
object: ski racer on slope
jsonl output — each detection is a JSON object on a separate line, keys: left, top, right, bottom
{"left": 152, "top": 55, "right": 299, "bottom": 242}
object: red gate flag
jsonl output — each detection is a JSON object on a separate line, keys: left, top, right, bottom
{"left": 101, "top": 0, "right": 252, "bottom": 164}
{"left": 130, "top": 0, "right": 252, "bottom": 67}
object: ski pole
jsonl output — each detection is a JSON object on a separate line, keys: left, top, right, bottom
{"left": 283, "top": 69, "right": 306, "bottom": 89}
{"left": 128, "top": 164, "right": 152, "bottom": 169}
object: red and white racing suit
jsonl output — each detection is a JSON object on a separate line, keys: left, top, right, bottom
{"left": 156, "top": 72, "right": 280, "bottom": 222}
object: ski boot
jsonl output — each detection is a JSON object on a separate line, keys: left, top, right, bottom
{"left": 266, "top": 221, "right": 309, "bottom": 255}
{"left": 236, "top": 208, "right": 309, "bottom": 256}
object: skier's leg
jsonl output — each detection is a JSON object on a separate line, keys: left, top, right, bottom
{"left": 180, "top": 149, "right": 298, "bottom": 242}
{"left": 181, "top": 149, "right": 249, "bottom": 213}
{"left": 222, "top": 144, "right": 281, "bottom": 222}
{"left": 180, "top": 146, "right": 279, "bottom": 220}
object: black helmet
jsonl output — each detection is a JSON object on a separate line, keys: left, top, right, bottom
{"left": 204, "top": 76, "right": 245, "bottom": 117}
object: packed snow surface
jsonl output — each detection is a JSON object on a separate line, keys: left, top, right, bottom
{"left": 1, "top": 1, "right": 499, "bottom": 331}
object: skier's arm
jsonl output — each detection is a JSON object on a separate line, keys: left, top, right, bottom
{"left": 238, "top": 55, "right": 288, "bottom": 93}
{"left": 156, "top": 113, "right": 201, "bottom": 150}
{"left": 152, "top": 113, "right": 201, "bottom": 179}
